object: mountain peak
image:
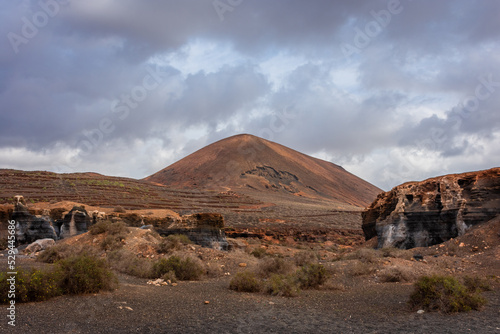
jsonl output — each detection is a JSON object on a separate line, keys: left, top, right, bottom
{"left": 145, "top": 134, "right": 381, "bottom": 207}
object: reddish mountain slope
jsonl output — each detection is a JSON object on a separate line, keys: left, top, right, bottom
{"left": 145, "top": 134, "right": 381, "bottom": 207}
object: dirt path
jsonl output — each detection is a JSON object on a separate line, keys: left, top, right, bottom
{"left": 1, "top": 273, "right": 499, "bottom": 334}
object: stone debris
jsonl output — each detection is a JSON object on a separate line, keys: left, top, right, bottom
{"left": 147, "top": 278, "right": 170, "bottom": 286}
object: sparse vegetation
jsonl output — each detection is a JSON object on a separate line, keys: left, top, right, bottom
{"left": 294, "top": 251, "right": 317, "bottom": 266}
{"left": 56, "top": 254, "right": 118, "bottom": 295}
{"left": 1, "top": 254, "right": 117, "bottom": 304}
{"left": 0, "top": 268, "right": 61, "bottom": 303}
{"left": 37, "top": 244, "right": 90, "bottom": 263}
{"left": 408, "top": 275, "right": 487, "bottom": 313}
{"left": 229, "top": 271, "right": 261, "bottom": 293}
{"left": 152, "top": 256, "right": 203, "bottom": 280}
{"left": 113, "top": 205, "right": 126, "bottom": 213}
{"left": 265, "top": 274, "right": 300, "bottom": 297}
{"left": 257, "top": 257, "right": 295, "bottom": 278}
{"left": 250, "top": 247, "right": 267, "bottom": 258}
{"left": 157, "top": 234, "right": 192, "bottom": 253}
{"left": 296, "top": 263, "right": 329, "bottom": 289}
{"left": 378, "top": 266, "right": 413, "bottom": 283}
{"left": 108, "top": 249, "right": 154, "bottom": 278}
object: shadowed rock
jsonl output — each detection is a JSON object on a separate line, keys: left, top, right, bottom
{"left": 11, "top": 200, "right": 57, "bottom": 245}
{"left": 60, "top": 206, "right": 91, "bottom": 239}
{"left": 156, "top": 213, "right": 229, "bottom": 250}
{"left": 362, "top": 168, "right": 500, "bottom": 249}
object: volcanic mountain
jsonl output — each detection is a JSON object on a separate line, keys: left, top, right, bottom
{"left": 145, "top": 134, "right": 381, "bottom": 208}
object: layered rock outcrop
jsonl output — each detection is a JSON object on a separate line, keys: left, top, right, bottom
{"left": 11, "top": 200, "right": 57, "bottom": 245}
{"left": 58, "top": 206, "right": 91, "bottom": 239}
{"left": 155, "top": 213, "right": 229, "bottom": 250}
{"left": 362, "top": 168, "right": 500, "bottom": 249}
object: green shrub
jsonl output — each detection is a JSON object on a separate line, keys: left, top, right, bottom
{"left": 250, "top": 247, "right": 267, "bottom": 259}
{"left": 229, "top": 272, "right": 262, "bottom": 293}
{"left": 56, "top": 255, "right": 118, "bottom": 294}
{"left": 408, "top": 275, "right": 487, "bottom": 313}
{"left": 265, "top": 274, "right": 300, "bottom": 297}
{"left": 0, "top": 269, "right": 61, "bottom": 303}
{"left": 296, "top": 263, "right": 328, "bottom": 289}
{"left": 152, "top": 256, "right": 203, "bottom": 280}
{"left": 258, "top": 257, "right": 295, "bottom": 278}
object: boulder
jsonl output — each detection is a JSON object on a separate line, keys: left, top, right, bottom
{"left": 60, "top": 206, "right": 91, "bottom": 239}
{"left": 362, "top": 168, "right": 500, "bottom": 249}
{"left": 24, "top": 238, "right": 56, "bottom": 254}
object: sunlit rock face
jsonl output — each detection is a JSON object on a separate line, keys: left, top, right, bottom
{"left": 362, "top": 168, "right": 500, "bottom": 249}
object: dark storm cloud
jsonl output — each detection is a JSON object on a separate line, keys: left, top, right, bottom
{"left": 0, "top": 0, "right": 499, "bottom": 188}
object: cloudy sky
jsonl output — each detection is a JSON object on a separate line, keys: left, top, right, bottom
{"left": 1, "top": 0, "right": 499, "bottom": 190}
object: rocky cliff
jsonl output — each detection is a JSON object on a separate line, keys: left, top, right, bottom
{"left": 155, "top": 213, "right": 229, "bottom": 250}
{"left": 362, "top": 168, "right": 500, "bottom": 249}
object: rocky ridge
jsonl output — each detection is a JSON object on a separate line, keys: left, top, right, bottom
{"left": 362, "top": 167, "right": 500, "bottom": 249}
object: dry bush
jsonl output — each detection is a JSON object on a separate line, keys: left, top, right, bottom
{"left": 90, "top": 221, "right": 129, "bottom": 236}
{"left": 257, "top": 257, "right": 295, "bottom": 278}
{"left": 229, "top": 271, "right": 262, "bottom": 293}
{"left": 161, "top": 270, "right": 177, "bottom": 283}
{"left": 113, "top": 206, "right": 126, "bottom": 213}
{"left": 378, "top": 265, "right": 414, "bottom": 283}
{"left": 296, "top": 263, "right": 329, "bottom": 289}
{"left": 345, "top": 248, "right": 381, "bottom": 263}
{"left": 380, "top": 247, "right": 412, "bottom": 260}
{"left": 204, "top": 262, "right": 224, "bottom": 278}
{"left": 56, "top": 254, "right": 118, "bottom": 295}
{"left": 152, "top": 256, "right": 203, "bottom": 280}
{"left": 345, "top": 260, "right": 376, "bottom": 277}
{"left": 408, "top": 275, "right": 487, "bottom": 313}
{"left": 250, "top": 247, "right": 267, "bottom": 259}
{"left": 265, "top": 274, "right": 300, "bottom": 297}
{"left": 157, "top": 234, "right": 192, "bottom": 253}
{"left": 294, "top": 251, "right": 317, "bottom": 266}
{"left": 37, "top": 244, "right": 93, "bottom": 263}
{"left": 108, "top": 249, "right": 154, "bottom": 278}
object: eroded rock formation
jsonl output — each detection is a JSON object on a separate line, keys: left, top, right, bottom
{"left": 156, "top": 213, "right": 229, "bottom": 250}
{"left": 11, "top": 200, "right": 57, "bottom": 244}
{"left": 59, "top": 206, "right": 91, "bottom": 239}
{"left": 362, "top": 168, "right": 500, "bottom": 249}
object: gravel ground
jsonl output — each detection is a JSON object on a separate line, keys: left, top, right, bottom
{"left": 1, "top": 272, "right": 499, "bottom": 334}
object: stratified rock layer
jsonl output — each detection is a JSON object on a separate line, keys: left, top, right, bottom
{"left": 362, "top": 168, "right": 500, "bottom": 249}
{"left": 11, "top": 202, "right": 57, "bottom": 245}
{"left": 155, "top": 213, "right": 229, "bottom": 250}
